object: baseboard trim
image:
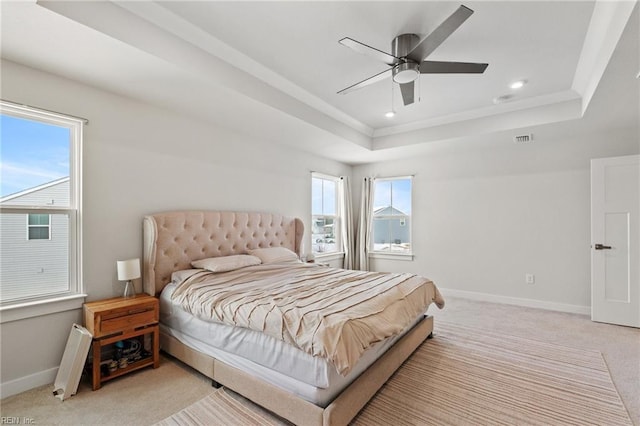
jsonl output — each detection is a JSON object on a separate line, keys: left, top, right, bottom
{"left": 0, "top": 366, "right": 58, "bottom": 399}
{"left": 439, "top": 288, "right": 590, "bottom": 315}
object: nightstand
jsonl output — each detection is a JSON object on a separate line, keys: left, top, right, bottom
{"left": 83, "top": 294, "right": 159, "bottom": 390}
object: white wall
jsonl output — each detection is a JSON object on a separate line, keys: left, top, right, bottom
{"left": 353, "top": 125, "right": 636, "bottom": 312}
{"left": 0, "top": 60, "right": 350, "bottom": 395}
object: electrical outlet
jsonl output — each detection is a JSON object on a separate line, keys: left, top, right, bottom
{"left": 525, "top": 273, "right": 535, "bottom": 284}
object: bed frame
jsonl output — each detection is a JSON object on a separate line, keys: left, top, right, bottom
{"left": 143, "top": 211, "right": 434, "bottom": 426}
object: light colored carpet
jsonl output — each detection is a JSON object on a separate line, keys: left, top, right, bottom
{"left": 153, "top": 322, "right": 632, "bottom": 426}
{"left": 0, "top": 358, "right": 213, "bottom": 425}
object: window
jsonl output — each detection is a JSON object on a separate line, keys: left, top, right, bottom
{"left": 311, "top": 173, "right": 340, "bottom": 254}
{"left": 0, "top": 101, "right": 83, "bottom": 310}
{"left": 27, "top": 214, "right": 51, "bottom": 240}
{"left": 372, "top": 177, "right": 412, "bottom": 254}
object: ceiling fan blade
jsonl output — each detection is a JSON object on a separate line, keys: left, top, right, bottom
{"left": 407, "top": 5, "right": 474, "bottom": 63}
{"left": 420, "top": 60, "right": 488, "bottom": 73}
{"left": 337, "top": 68, "right": 392, "bottom": 95}
{"left": 339, "top": 37, "right": 400, "bottom": 66}
{"left": 399, "top": 81, "right": 415, "bottom": 106}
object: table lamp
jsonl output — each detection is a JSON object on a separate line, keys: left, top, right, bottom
{"left": 117, "top": 258, "right": 140, "bottom": 298}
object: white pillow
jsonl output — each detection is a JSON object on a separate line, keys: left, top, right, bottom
{"left": 247, "top": 247, "right": 300, "bottom": 264}
{"left": 191, "top": 255, "right": 261, "bottom": 273}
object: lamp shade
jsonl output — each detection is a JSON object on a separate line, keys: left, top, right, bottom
{"left": 117, "top": 258, "right": 141, "bottom": 281}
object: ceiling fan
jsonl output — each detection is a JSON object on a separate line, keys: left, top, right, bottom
{"left": 337, "top": 5, "right": 488, "bottom": 106}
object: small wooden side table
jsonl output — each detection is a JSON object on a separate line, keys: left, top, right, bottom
{"left": 83, "top": 294, "right": 159, "bottom": 390}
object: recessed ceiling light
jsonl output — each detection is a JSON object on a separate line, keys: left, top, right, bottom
{"left": 385, "top": 111, "right": 395, "bottom": 118}
{"left": 510, "top": 80, "right": 527, "bottom": 90}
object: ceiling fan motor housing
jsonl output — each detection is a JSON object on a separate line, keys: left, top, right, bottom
{"left": 392, "top": 34, "right": 420, "bottom": 84}
{"left": 391, "top": 33, "right": 419, "bottom": 57}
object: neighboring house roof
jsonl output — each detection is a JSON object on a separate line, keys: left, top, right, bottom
{"left": 373, "top": 206, "right": 407, "bottom": 216}
{"left": 0, "top": 176, "right": 69, "bottom": 204}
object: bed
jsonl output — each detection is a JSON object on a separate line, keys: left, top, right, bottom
{"left": 143, "top": 211, "right": 444, "bottom": 426}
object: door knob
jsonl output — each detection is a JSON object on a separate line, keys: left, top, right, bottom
{"left": 594, "top": 243, "right": 612, "bottom": 250}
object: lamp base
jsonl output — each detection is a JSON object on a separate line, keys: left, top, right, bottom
{"left": 123, "top": 280, "right": 136, "bottom": 298}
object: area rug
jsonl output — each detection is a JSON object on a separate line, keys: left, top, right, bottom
{"left": 154, "top": 387, "right": 284, "bottom": 426}
{"left": 155, "top": 322, "right": 633, "bottom": 425}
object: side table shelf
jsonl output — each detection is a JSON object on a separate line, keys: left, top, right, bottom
{"left": 83, "top": 295, "right": 160, "bottom": 390}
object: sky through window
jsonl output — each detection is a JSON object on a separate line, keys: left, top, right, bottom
{"left": 0, "top": 114, "right": 70, "bottom": 197}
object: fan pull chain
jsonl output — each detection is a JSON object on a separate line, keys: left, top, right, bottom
{"left": 391, "top": 77, "right": 395, "bottom": 112}
{"left": 384, "top": 79, "right": 396, "bottom": 118}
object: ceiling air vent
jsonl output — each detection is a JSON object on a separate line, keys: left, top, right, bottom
{"left": 513, "top": 134, "right": 533, "bottom": 144}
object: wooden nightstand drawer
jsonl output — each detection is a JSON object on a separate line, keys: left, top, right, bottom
{"left": 84, "top": 295, "right": 159, "bottom": 337}
{"left": 100, "top": 309, "right": 157, "bottom": 335}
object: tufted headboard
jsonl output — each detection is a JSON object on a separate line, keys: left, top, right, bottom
{"left": 142, "top": 211, "right": 304, "bottom": 296}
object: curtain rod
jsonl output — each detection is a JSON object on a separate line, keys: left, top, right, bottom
{"left": 1, "top": 99, "right": 89, "bottom": 124}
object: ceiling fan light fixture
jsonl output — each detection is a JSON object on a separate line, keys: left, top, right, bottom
{"left": 393, "top": 62, "right": 420, "bottom": 84}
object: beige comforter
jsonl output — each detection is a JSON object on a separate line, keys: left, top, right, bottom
{"left": 171, "top": 262, "right": 444, "bottom": 375}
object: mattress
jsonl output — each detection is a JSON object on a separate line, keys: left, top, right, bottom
{"left": 169, "top": 262, "right": 443, "bottom": 376}
{"left": 160, "top": 283, "right": 423, "bottom": 406}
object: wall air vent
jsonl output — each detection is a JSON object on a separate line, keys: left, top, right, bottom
{"left": 513, "top": 134, "right": 533, "bottom": 144}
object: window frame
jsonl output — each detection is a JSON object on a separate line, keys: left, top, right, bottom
{"left": 0, "top": 101, "right": 85, "bottom": 322}
{"left": 27, "top": 213, "right": 51, "bottom": 240}
{"left": 311, "top": 172, "right": 342, "bottom": 257}
{"left": 370, "top": 176, "right": 413, "bottom": 258}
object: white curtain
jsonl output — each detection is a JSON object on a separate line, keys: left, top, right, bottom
{"left": 357, "top": 177, "right": 374, "bottom": 271}
{"left": 339, "top": 176, "right": 355, "bottom": 269}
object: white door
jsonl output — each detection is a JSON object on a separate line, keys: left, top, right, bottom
{"left": 591, "top": 154, "right": 639, "bottom": 327}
